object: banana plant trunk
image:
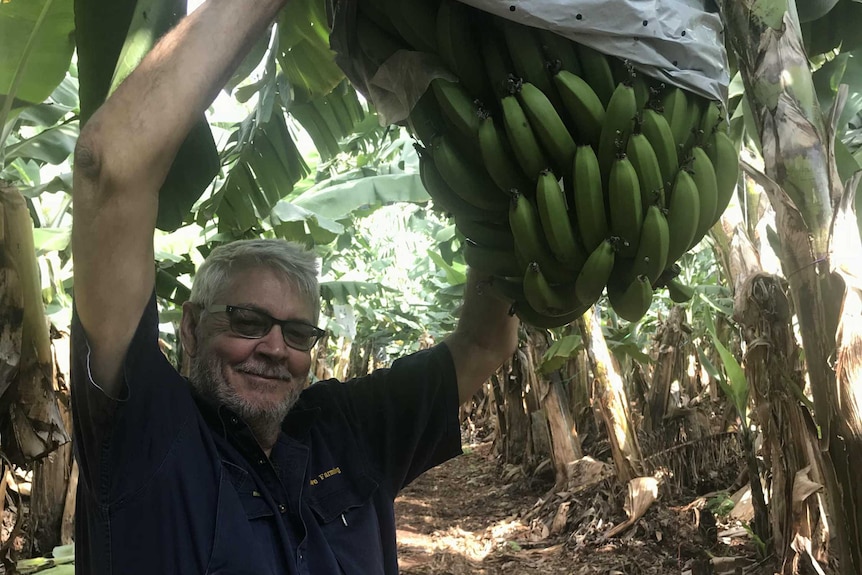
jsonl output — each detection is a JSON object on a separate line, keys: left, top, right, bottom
{"left": 505, "top": 349, "right": 531, "bottom": 465}
{"left": 735, "top": 273, "right": 830, "bottom": 573}
{"left": 576, "top": 307, "right": 643, "bottom": 482}
{"left": 0, "top": 183, "right": 69, "bottom": 464}
{"left": 719, "top": 2, "right": 862, "bottom": 570}
{"left": 527, "top": 330, "right": 582, "bottom": 489}
{"left": 645, "top": 305, "right": 692, "bottom": 433}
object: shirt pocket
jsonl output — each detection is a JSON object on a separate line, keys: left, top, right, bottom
{"left": 206, "top": 462, "right": 277, "bottom": 575}
{"left": 306, "top": 472, "right": 384, "bottom": 574}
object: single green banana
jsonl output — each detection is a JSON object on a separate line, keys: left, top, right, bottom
{"left": 683, "top": 95, "right": 705, "bottom": 151}
{"left": 509, "top": 192, "right": 575, "bottom": 284}
{"left": 518, "top": 82, "right": 576, "bottom": 178}
{"left": 537, "top": 29, "right": 581, "bottom": 76}
{"left": 463, "top": 241, "right": 523, "bottom": 277}
{"left": 632, "top": 72, "right": 651, "bottom": 110}
{"left": 501, "top": 94, "right": 550, "bottom": 181}
{"left": 478, "top": 114, "right": 533, "bottom": 195}
{"left": 665, "top": 169, "right": 700, "bottom": 264}
{"left": 454, "top": 216, "right": 514, "bottom": 250}
{"left": 572, "top": 145, "right": 609, "bottom": 253}
{"left": 641, "top": 108, "right": 679, "bottom": 193}
{"left": 478, "top": 22, "right": 516, "bottom": 101}
{"left": 436, "top": 0, "right": 492, "bottom": 104}
{"left": 666, "top": 277, "right": 695, "bottom": 303}
{"left": 630, "top": 205, "right": 669, "bottom": 285}
{"left": 575, "top": 44, "right": 615, "bottom": 106}
{"left": 626, "top": 125, "right": 666, "bottom": 210}
{"left": 597, "top": 82, "right": 637, "bottom": 183}
{"left": 432, "top": 134, "right": 508, "bottom": 212}
{"left": 418, "top": 147, "right": 505, "bottom": 222}
{"left": 524, "top": 262, "right": 582, "bottom": 317}
{"left": 554, "top": 70, "right": 605, "bottom": 148}
{"left": 431, "top": 78, "right": 480, "bottom": 146}
{"left": 608, "top": 275, "right": 653, "bottom": 322}
{"left": 500, "top": 19, "right": 562, "bottom": 111}
{"left": 660, "top": 86, "right": 691, "bottom": 155}
{"left": 609, "top": 58, "right": 650, "bottom": 110}
{"left": 408, "top": 89, "right": 444, "bottom": 145}
{"left": 688, "top": 146, "right": 719, "bottom": 248}
{"left": 698, "top": 99, "right": 723, "bottom": 142}
{"left": 392, "top": 0, "right": 438, "bottom": 53}
{"left": 575, "top": 239, "right": 616, "bottom": 305}
{"left": 536, "top": 170, "right": 586, "bottom": 268}
{"left": 515, "top": 299, "right": 589, "bottom": 329}
{"left": 608, "top": 154, "right": 643, "bottom": 258}
{"left": 705, "top": 130, "right": 739, "bottom": 227}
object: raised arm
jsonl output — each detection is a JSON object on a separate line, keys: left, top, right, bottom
{"left": 72, "top": 0, "right": 287, "bottom": 396}
{"left": 443, "top": 270, "right": 520, "bottom": 404}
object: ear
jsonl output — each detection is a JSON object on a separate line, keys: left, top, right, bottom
{"left": 181, "top": 302, "right": 202, "bottom": 358}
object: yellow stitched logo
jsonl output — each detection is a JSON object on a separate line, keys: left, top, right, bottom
{"left": 308, "top": 466, "right": 342, "bottom": 486}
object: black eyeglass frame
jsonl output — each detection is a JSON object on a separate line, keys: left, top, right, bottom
{"left": 204, "top": 304, "right": 327, "bottom": 351}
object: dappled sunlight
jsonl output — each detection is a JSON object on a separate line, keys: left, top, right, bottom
{"left": 397, "top": 518, "right": 526, "bottom": 563}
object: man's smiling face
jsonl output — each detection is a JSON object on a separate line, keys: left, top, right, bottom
{"left": 186, "top": 266, "right": 314, "bottom": 429}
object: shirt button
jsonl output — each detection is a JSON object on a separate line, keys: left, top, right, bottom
{"left": 278, "top": 503, "right": 286, "bottom": 513}
{"left": 257, "top": 459, "right": 265, "bottom": 466}
{"left": 230, "top": 417, "right": 238, "bottom": 425}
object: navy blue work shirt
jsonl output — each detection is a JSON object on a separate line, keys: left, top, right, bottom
{"left": 70, "top": 294, "right": 462, "bottom": 574}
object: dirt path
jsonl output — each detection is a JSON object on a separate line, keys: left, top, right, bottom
{"left": 395, "top": 442, "right": 765, "bottom": 575}
{"left": 395, "top": 442, "right": 565, "bottom": 575}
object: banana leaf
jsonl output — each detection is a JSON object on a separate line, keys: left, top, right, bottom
{"left": 0, "top": 0, "right": 75, "bottom": 114}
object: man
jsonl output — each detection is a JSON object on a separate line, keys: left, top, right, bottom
{"left": 70, "top": 0, "right": 518, "bottom": 573}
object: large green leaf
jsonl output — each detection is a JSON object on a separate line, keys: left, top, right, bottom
{"left": 17, "top": 74, "right": 78, "bottom": 128}
{"left": 0, "top": 0, "right": 75, "bottom": 111}
{"left": 74, "top": 0, "right": 136, "bottom": 124}
{"left": 4, "top": 122, "right": 77, "bottom": 164}
{"left": 540, "top": 334, "right": 583, "bottom": 373}
{"left": 706, "top": 321, "right": 749, "bottom": 426}
{"left": 277, "top": 0, "right": 344, "bottom": 101}
{"left": 210, "top": 103, "right": 310, "bottom": 234}
{"left": 802, "top": 0, "right": 862, "bottom": 56}
{"left": 74, "top": 0, "right": 219, "bottom": 231}
{"left": 292, "top": 173, "right": 429, "bottom": 221}
{"left": 320, "top": 280, "right": 385, "bottom": 304}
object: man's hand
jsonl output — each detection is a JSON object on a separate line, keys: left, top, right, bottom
{"left": 72, "top": 0, "right": 287, "bottom": 397}
{"left": 443, "top": 269, "right": 520, "bottom": 404}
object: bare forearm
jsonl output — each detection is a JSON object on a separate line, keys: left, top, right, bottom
{"left": 445, "top": 270, "right": 520, "bottom": 403}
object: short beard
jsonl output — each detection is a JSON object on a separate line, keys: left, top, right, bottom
{"left": 189, "top": 349, "right": 302, "bottom": 447}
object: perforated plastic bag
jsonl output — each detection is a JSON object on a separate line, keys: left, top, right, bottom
{"left": 329, "top": 0, "right": 729, "bottom": 126}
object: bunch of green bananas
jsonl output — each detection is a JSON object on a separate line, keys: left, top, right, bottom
{"left": 354, "top": 0, "right": 739, "bottom": 327}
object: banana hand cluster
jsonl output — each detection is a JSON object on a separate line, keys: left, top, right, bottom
{"left": 355, "top": 2, "right": 739, "bottom": 327}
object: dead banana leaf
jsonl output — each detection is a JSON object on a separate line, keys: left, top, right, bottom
{"left": 0, "top": 184, "right": 69, "bottom": 463}
{"left": 605, "top": 476, "right": 659, "bottom": 538}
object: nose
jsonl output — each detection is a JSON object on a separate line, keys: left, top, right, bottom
{"left": 254, "top": 323, "right": 290, "bottom": 359}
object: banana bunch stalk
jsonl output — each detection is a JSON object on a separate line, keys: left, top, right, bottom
{"left": 351, "top": 0, "right": 737, "bottom": 328}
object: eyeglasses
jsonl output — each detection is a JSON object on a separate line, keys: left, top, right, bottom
{"left": 205, "top": 305, "right": 326, "bottom": 351}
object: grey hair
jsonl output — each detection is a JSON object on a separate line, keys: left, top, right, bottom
{"left": 189, "top": 239, "right": 321, "bottom": 323}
